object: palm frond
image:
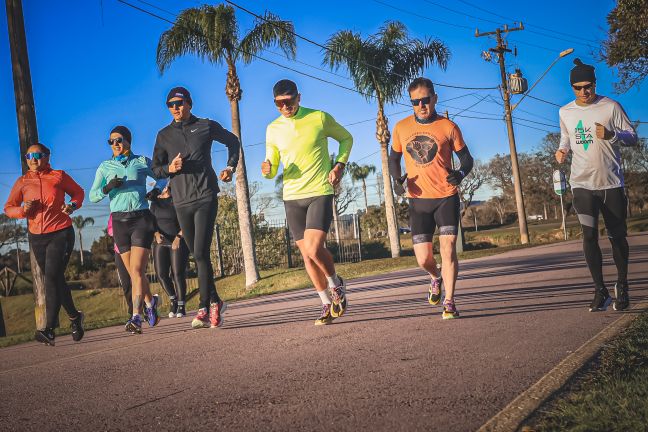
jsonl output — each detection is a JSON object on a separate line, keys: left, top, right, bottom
{"left": 239, "top": 12, "right": 296, "bottom": 64}
{"left": 156, "top": 5, "right": 238, "bottom": 73}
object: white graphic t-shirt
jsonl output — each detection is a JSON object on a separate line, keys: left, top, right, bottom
{"left": 559, "top": 96, "right": 636, "bottom": 190}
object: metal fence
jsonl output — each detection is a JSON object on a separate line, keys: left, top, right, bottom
{"left": 212, "top": 214, "right": 363, "bottom": 277}
{"left": 145, "top": 213, "right": 365, "bottom": 283}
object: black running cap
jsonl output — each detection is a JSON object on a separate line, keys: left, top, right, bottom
{"left": 166, "top": 86, "right": 193, "bottom": 106}
{"left": 570, "top": 58, "right": 596, "bottom": 84}
{"left": 273, "top": 79, "right": 298, "bottom": 98}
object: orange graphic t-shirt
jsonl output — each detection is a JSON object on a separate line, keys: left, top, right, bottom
{"left": 392, "top": 114, "right": 466, "bottom": 199}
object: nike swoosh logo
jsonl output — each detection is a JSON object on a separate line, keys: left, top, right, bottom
{"left": 190, "top": 128, "right": 198, "bottom": 133}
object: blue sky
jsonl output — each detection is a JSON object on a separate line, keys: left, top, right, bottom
{"left": 0, "top": 0, "right": 645, "bottom": 245}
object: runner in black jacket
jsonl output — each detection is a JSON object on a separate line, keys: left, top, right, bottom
{"left": 152, "top": 86, "right": 240, "bottom": 329}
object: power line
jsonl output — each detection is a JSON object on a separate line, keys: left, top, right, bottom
{"left": 371, "top": 0, "right": 472, "bottom": 30}
{"left": 225, "top": 0, "right": 499, "bottom": 91}
{"left": 456, "top": 0, "right": 600, "bottom": 45}
{"left": 375, "top": 0, "right": 596, "bottom": 50}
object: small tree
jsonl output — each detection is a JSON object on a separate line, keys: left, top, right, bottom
{"left": 72, "top": 216, "right": 94, "bottom": 268}
{"left": 347, "top": 162, "right": 376, "bottom": 211}
{"left": 457, "top": 160, "right": 489, "bottom": 218}
{"left": 600, "top": 0, "right": 648, "bottom": 92}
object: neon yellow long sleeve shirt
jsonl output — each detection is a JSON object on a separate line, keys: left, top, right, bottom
{"left": 264, "top": 106, "right": 353, "bottom": 200}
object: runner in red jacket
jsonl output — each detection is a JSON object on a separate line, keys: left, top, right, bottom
{"left": 4, "top": 143, "right": 85, "bottom": 346}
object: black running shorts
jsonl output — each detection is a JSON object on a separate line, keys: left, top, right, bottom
{"left": 409, "top": 194, "right": 460, "bottom": 244}
{"left": 111, "top": 210, "right": 156, "bottom": 253}
{"left": 284, "top": 194, "right": 334, "bottom": 241}
{"left": 572, "top": 187, "right": 627, "bottom": 238}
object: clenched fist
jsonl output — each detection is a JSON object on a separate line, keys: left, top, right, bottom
{"left": 261, "top": 160, "right": 272, "bottom": 176}
{"left": 168, "top": 153, "right": 183, "bottom": 174}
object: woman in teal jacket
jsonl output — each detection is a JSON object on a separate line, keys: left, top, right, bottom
{"left": 90, "top": 126, "right": 159, "bottom": 334}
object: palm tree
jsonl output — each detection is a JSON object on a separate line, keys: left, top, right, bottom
{"left": 347, "top": 162, "right": 376, "bottom": 211}
{"left": 156, "top": 4, "right": 296, "bottom": 288}
{"left": 72, "top": 216, "right": 94, "bottom": 268}
{"left": 324, "top": 21, "right": 449, "bottom": 257}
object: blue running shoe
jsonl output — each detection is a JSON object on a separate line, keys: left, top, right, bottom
{"left": 145, "top": 295, "right": 160, "bottom": 327}
{"left": 125, "top": 315, "right": 143, "bottom": 334}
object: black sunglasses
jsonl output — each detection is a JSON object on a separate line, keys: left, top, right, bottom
{"left": 274, "top": 96, "right": 297, "bottom": 108}
{"left": 572, "top": 83, "right": 593, "bottom": 91}
{"left": 410, "top": 96, "right": 433, "bottom": 106}
{"left": 167, "top": 100, "right": 185, "bottom": 109}
{"left": 108, "top": 137, "right": 123, "bottom": 146}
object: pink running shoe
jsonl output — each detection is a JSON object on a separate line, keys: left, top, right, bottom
{"left": 209, "top": 301, "right": 227, "bottom": 328}
{"left": 191, "top": 308, "right": 210, "bottom": 329}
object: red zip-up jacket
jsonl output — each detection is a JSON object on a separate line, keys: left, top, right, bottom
{"left": 4, "top": 165, "right": 84, "bottom": 235}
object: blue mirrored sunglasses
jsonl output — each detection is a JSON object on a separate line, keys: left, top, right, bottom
{"left": 25, "top": 152, "right": 48, "bottom": 160}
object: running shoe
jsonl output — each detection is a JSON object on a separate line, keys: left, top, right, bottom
{"left": 125, "top": 315, "right": 143, "bottom": 334}
{"left": 613, "top": 282, "right": 630, "bottom": 311}
{"left": 192, "top": 308, "right": 210, "bottom": 329}
{"left": 176, "top": 304, "right": 186, "bottom": 318}
{"left": 330, "top": 277, "right": 347, "bottom": 318}
{"left": 145, "top": 295, "right": 160, "bottom": 327}
{"left": 442, "top": 299, "right": 460, "bottom": 320}
{"left": 589, "top": 289, "right": 612, "bottom": 312}
{"left": 35, "top": 328, "right": 55, "bottom": 346}
{"left": 70, "top": 311, "right": 85, "bottom": 342}
{"left": 168, "top": 298, "right": 178, "bottom": 318}
{"left": 428, "top": 276, "right": 443, "bottom": 305}
{"left": 209, "top": 301, "right": 227, "bottom": 328}
{"left": 314, "top": 303, "right": 334, "bottom": 326}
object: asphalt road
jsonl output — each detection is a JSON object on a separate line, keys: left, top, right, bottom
{"left": 1, "top": 233, "right": 647, "bottom": 432}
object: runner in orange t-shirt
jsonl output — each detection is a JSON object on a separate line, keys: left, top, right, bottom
{"left": 389, "top": 77, "right": 474, "bottom": 319}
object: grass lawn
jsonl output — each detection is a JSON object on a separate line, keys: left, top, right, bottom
{"left": 522, "top": 310, "right": 648, "bottom": 432}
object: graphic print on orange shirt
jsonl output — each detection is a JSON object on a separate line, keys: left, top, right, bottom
{"left": 392, "top": 115, "right": 466, "bottom": 199}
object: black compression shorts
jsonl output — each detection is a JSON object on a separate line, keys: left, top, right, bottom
{"left": 112, "top": 210, "right": 156, "bottom": 253}
{"left": 409, "top": 194, "right": 460, "bottom": 244}
{"left": 572, "top": 187, "right": 627, "bottom": 238}
{"left": 284, "top": 194, "right": 334, "bottom": 241}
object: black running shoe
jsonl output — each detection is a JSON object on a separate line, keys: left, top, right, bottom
{"left": 35, "top": 328, "right": 55, "bottom": 346}
{"left": 613, "top": 282, "right": 630, "bottom": 311}
{"left": 589, "top": 289, "right": 612, "bottom": 312}
{"left": 168, "top": 298, "right": 178, "bottom": 318}
{"left": 70, "top": 311, "right": 85, "bottom": 342}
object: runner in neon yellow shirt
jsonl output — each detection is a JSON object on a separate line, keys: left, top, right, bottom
{"left": 262, "top": 79, "right": 353, "bottom": 325}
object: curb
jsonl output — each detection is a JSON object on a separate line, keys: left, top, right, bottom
{"left": 477, "top": 300, "right": 648, "bottom": 432}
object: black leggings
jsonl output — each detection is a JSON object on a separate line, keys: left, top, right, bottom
{"left": 152, "top": 241, "right": 189, "bottom": 302}
{"left": 29, "top": 226, "right": 78, "bottom": 329}
{"left": 572, "top": 187, "right": 629, "bottom": 290}
{"left": 115, "top": 253, "right": 132, "bottom": 316}
{"left": 176, "top": 198, "right": 219, "bottom": 309}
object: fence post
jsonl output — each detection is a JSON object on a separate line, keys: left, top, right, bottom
{"left": 356, "top": 213, "right": 363, "bottom": 261}
{"left": 285, "top": 223, "right": 293, "bottom": 269}
{"left": 215, "top": 224, "right": 225, "bottom": 277}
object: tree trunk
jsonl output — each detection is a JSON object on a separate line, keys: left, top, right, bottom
{"left": 226, "top": 64, "right": 260, "bottom": 288}
{"left": 362, "top": 180, "right": 368, "bottom": 211}
{"left": 7, "top": 0, "right": 45, "bottom": 329}
{"left": 376, "top": 102, "right": 400, "bottom": 258}
{"left": 79, "top": 230, "right": 84, "bottom": 267}
{"left": 554, "top": 204, "right": 558, "bottom": 220}
{"left": 543, "top": 203, "right": 548, "bottom": 221}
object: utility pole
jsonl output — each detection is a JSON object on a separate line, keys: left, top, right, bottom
{"left": 6, "top": 0, "right": 47, "bottom": 330}
{"left": 476, "top": 24, "right": 530, "bottom": 244}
